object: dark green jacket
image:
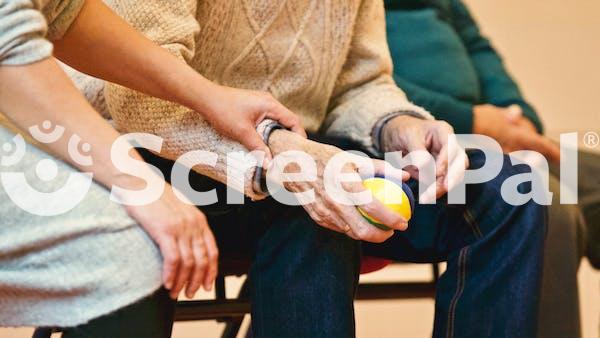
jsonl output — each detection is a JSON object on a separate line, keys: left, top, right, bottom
{"left": 385, "top": 0, "right": 543, "bottom": 134}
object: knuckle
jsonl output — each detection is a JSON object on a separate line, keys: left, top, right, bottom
{"left": 165, "top": 253, "right": 180, "bottom": 266}
{"left": 198, "top": 259, "right": 208, "bottom": 269}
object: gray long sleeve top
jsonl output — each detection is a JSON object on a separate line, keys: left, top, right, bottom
{"left": 0, "top": 0, "right": 84, "bottom": 66}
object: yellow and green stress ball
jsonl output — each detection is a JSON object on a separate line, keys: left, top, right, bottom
{"left": 358, "top": 177, "right": 415, "bottom": 231}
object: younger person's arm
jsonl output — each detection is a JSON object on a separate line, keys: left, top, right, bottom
{"left": 0, "top": 0, "right": 217, "bottom": 299}
{"left": 54, "top": 0, "right": 304, "bottom": 154}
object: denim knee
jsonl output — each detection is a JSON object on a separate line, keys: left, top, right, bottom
{"left": 465, "top": 152, "right": 548, "bottom": 241}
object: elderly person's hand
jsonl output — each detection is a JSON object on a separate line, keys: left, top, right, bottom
{"left": 381, "top": 115, "right": 469, "bottom": 202}
{"left": 266, "top": 130, "right": 410, "bottom": 243}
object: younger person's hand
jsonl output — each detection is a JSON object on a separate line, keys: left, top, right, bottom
{"left": 119, "top": 177, "right": 219, "bottom": 299}
{"left": 202, "top": 85, "right": 306, "bottom": 158}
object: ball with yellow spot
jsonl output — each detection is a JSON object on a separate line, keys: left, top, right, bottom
{"left": 358, "top": 177, "right": 414, "bottom": 231}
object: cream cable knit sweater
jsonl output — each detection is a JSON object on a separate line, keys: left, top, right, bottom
{"left": 90, "top": 0, "right": 432, "bottom": 200}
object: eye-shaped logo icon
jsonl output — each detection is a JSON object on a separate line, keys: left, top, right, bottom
{"left": 1, "top": 125, "right": 93, "bottom": 216}
{"left": 29, "top": 120, "right": 65, "bottom": 144}
{"left": 68, "top": 134, "right": 93, "bottom": 166}
{"left": 1, "top": 134, "right": 26, "bottom": 167}
{"left": 1, "top": 157, "right": 93, "bottom": 216}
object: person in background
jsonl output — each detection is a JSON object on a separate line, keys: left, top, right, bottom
{"left": 384, "top": 0, "right": 600, "bottom": 337}
{"left": 0, "top": 0, "right": 303, "bottom": 336}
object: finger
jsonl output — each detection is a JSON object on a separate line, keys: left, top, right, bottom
{"left": 404, "top": 138, "right": 430, "bottom": 180}
{"left": 314, "top": 202, "right": 350, "bottom": 233}
{"left": 344, "top": 180, "right": 407, "bottom": 231}
{"left": 429, "top": 141, "right": 449, "bottom": 198}
{"left": 342, "top": 206, "right": 394, "bottom": 243}
{"left": 521, "top": 134, "right": 561, "bottom": 163}
{"left": 367, "top": 160, "right": 410, "bottom": 182}
{"left": 186, "top": 236, "right": 207, "bottom": 298}
{"left": 158, "top": 236, "right": 180, "bottom": 292}
{"left": 171, "top": 237, "right": 194, "bottom": 299}
{"left": 266, "top": 105, "right": 307, "bottom": 138}
{"left": 240, "top": 131, "right": 270, "bottom": 155}
{"left": 202, "top": 229, "right": 219, "bottom": 291}
{"left": 418, "top": 180, "right": 438, "bottom": 204}
{"left": 240, "top": 132, "right": 274, "bottom": 169}
{"left": 445, "top": 149, "right": 468, "bottom": 192}
{"left": 443, "top": 140, "right": 467, "bottom": 189}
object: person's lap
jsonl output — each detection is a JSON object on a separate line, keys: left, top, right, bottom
{"left": 140, "top": 140, "right": 546, "bottom": 338}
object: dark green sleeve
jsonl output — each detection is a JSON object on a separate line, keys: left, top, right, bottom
{"left": 449, "top": 0, "right": 544, "bottom": 133}
{"left": 392, "top": 73, "right": 475, "bottom": 134}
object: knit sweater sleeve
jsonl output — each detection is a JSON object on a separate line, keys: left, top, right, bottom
{"left": 102, "top": 0, "right": 267, "bottom": 200}
{"left": 322, "top": 0, "right": 433, "bottom": 156}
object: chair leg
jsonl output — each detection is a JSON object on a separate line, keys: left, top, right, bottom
{"left": 432, "top": 263, "right": 440, "bottom": 283}
{"left": 221, "top": 278, "right": 250, "bottom": 338}
{"left": 32, "top": 328, "right": 53, "bottom": 338}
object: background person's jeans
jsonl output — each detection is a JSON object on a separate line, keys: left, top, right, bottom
{"left": 139, "top": 141, "right": 546, "bottom": 338}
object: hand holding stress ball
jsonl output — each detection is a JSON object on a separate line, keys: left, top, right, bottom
{"left": 358, "top": 177, "right": 415, "bottom": 231}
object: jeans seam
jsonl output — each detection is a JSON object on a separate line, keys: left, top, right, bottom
{"left": 446, "top": 246, "right": 469, "bottom": 338}
{"left": 463, "top": 209, "right": 483, "bottom": 239}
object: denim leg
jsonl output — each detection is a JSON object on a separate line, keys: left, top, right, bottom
{"left": 138, "top": 149, "right": 361, "bottom": 338}
{"left": 364, "top": 152, "right": 547, "bottom": 338}
{"left": 249, "top": 202, "right": 361, "bottom": 338}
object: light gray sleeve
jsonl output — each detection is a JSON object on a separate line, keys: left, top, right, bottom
{"left": 0, "top": 0, "right": 85, "bottom": 66}
{"left": 0, "top": 0, "right": 53, "bottom": 65}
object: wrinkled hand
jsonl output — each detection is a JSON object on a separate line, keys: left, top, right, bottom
{"left": 474, "top": 104, "right": 560, "bottom": 163}
{"left": 381, "top": 115, "right": 468, "bottom": 201}
{"left": 121, "top": 178, "right": 219, "bottom": 299}
{"left": 267, "top": 131, "right": 410, "bottom": 243}
{"left": 202, "top": 85, "right": 306, "bottom": 157}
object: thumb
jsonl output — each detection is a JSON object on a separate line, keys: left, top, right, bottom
{"left": 241, "top": 132, "right": 273, "bottom": 168}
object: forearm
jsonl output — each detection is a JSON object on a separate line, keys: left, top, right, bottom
{"left": 0, "top": 58, "right": 150, "bottom": 190}
{"left": 53, "top": 0, "right": 216, "bottom": 116}
{"left": 267, "top": 129, "right": 303, "bottom": 155}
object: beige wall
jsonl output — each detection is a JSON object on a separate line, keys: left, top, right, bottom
{"left": 463, "top": 0, "right": 600, "bottom": 138}
{"left": 462, "top": 3, "right": 599, "bottom": 338}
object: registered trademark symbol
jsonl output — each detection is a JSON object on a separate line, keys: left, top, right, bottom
{"left": 583, "top": 131, "right": 599, "bottom": 148}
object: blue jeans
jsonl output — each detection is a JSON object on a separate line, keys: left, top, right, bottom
{"left": 364, "top": 152, "right": 546, "bottom": 338}
{"left": 140, "top": 145, "right": 546, "bottom": 338}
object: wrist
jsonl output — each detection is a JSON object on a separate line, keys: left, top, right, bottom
{"left": 472, "top": 105, "right": 488, "bottom": 134}
{"left": 267, "top": 129, "right": 308, "bottom": 156}
{"left": 380, "top": 115, "right": 412, "bottom": 152}
{"left": 184, "top": 76, "right": 223, "bottom": 117}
